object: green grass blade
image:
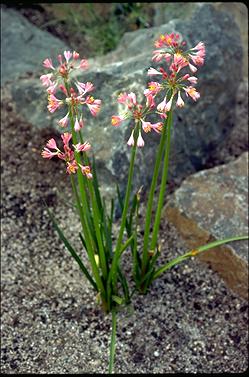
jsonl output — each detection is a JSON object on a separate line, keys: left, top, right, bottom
{"left": 153, "top": 235, "right": 249, "bottom": 281}
{"left": 91, "top": 154, "right": 104, "bottom": 214}
{"left": 46, "top": 205, "right": 98, "bottom": 291}
{"left": 117, "top": 266, "right": 130, "bottom": 303}
{"left": 79, "top": 232, "right": 87, "bottom": 250}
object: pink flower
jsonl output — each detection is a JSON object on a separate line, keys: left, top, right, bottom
{"left": 152, "top": 50, "right": 164, "bottom": 62}
{"left": 137, "top": 131, "right": 145, "bottom": 148}
{"left": 78, "top": 116, "right": 84, "bottom": 129}
{"left": 150, "top": 122, "right": 163, "bottom": 133}
{"left": 189, "top": 54, "right": 204, "bottom": 66}
{"left": 80, "top": 59, "right": 89, "bottom": 70}
{"left": 46, "top": 138, "right": 59, "bottom": 150}
{"left": 64, "top": 50, "right": 72, "bottom": 63}
{"left": 187, "top": 76, "right": 198, "bottom": 85}
{"left": 76, "top": 81, "right": 94, "bottom": 95}
{"left": 144, "top": 82, "right": 162, "bottom": 97}
{"left": 157, "top": 96, "right": 167, "bottom": 112}
{"left": 66, "top": 160, "right": 78, "bottom": 174}
{"left": 74, "top": 117, "right": 81, "bottom": 132}
{"left": 40, "top": 73, "right": 53, "bottom": 87}
{"left": 141, "top": 119, "right": 152, "bottom": 133}
{"left": 57, "top": 54, "right": 63, "bottom": 65}
{"left": 117, "top": 92, "right": 128, "bottom": 104}
{"left": 182, "top": 74, "right": 190, "bottom": 81}
{"left": 152, "top": 50, "right": 171, "bottom": 63}
{"left": 127, "top": 130, "right": 135, "bottom": 146}
{"left": 127, "top": 92, "right": 137, "bottom": 106}
{"left": 176, "top": 91, "right": 184, "bottom": 108}
{"left": 80, "top": 165, "right": 92, "bottom": 179}
{"left": 58, "top": 112, "right": 69, "bottom": 128}
{"left": 147, "top": 67, "right": 162, "bottom": 76}
{"left": 192, "top": 41, "right": 205, "bottom": 51}
{"left": 43, "top": 58, "right": 55, "bottom": 70}
{"left": 165, "top": 95, "right": 174, "bottom": 112}
{"left": 41, "top": 147, "right": 58, "bottom": 159}
{"left": 73, "top": 142, "right": 91, "bottom": 153}
{"left": 85, "top": 96, "right": 101, "bottom": 116}
{"left": 184, "top": 86, "right": 200, "bottom": 101}
{"left": 157, "top": 95, "right": 174, "bottom": 113}
{"left": 73, "top": 51, "right": 80, "bottom": 59}
{"left": 188, "top": 63, "right": 197, "bottom": 73}
{"left": 111, "top": 115, "right": 124, "bottom": 127}
{"left": 61, "top": 132, "right": 72, "bottom": 147}
{"left": 47, "top": 94, "right": 63, "bottom": 113}
{"left": 47, "top": 81, "right": 58, "bottom": 94}
{"left": 146, "top": 94, "right": 156, "bottom": 109}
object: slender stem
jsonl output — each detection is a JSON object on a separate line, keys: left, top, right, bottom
{"left": 115, "top": 143, "right": 137, "bottom": 253}
{"left": 141, "top": 115, "right": 168, "bottom": 274}
{"left": 150, "top": 110, "right": 173, "bottom": 251}
{"left": 68, "top": 109, "right": 95, "bottom": 248}
{"left": 70, "top": 176, "right": 105, "bottom": 296}
{"left": 88, "top": 183, "right": 108, "bottom": 279}
{"left": 108, "top": 309, "right": 117, "bottom": 374}
{"left": 106, "top": 134, "right": 137, "bottom": 311}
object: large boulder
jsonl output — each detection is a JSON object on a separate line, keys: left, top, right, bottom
{"left": 1, "top": 4, "right": 244, "bottom": 199}
{"left": 0, "top": 7, "right": 68, "bottom": 85}
{"left": 164, "top": 152, "right": 248, "bottom": 299}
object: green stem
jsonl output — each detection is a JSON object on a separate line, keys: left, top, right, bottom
{"left": 107, "top": 135, "right": 137, "bottom": 310}
{"left": 141, "top": 115, "right": 169, "bottom": 274}
{"left": 150, "top": 109, "right": 173, "bottom": 251}
{"left": 70, "top": 176, "right": 105, "bottom": 296}
{"left": 68, "top": 109, "right": 95, "bottom": 247}
{"left": 108, "top": 309, "right": 117, "bottom": 374}
{"left": 88, "top": 183, "right": 108, "bottom": 280}
{"left": 115, "top": 144, "right": 137, "bottom": 253}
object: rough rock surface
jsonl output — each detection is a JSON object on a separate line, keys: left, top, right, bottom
{"left": 1, "top": 98, "right": 248, "bottom": 373}
{"left": 1, "top": 7, "right": 68, "bottom": 85}
{"left": 1, "top": 4, "right": 244, "bottom": 197}
{"left": 164, "top": 152, "right": 249, "bottom": 299}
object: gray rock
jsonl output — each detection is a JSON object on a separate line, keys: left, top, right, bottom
{"left": 2, "top": 4, "right": 244, "bottom": 200}
{"left": 0, "top": 7, "right": 68, "bottom": 85}
{"left": 164, "top": 152, "right": 249, "bottom": 299}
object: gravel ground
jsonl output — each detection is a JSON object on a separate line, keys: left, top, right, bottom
{"left": 1, "top": 94, "right": 248, "bottom": 374}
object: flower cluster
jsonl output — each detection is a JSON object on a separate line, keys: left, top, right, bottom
{"left": 145, "top": 33, "right": 205, "bottom": 113}
{"left": 40, "top": 50, "right": 101, "bottom": 131}
{"left": 111, "top": 33, "right": 205, "bottom": 147}
{"left": 42, "top": 132, "right": 92, "bottom": 178}
{"left": 41, "top": 50, "right": 102, "bottom": 177}
{"left": 111, "top": 92, "right": 163, "bottom": 147}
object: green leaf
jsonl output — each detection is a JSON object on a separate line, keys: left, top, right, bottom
{"left": 117, "top": 266, "right": 130, "bottom": 303}
{"left": 153, "top": 235, "right": 249, "bottom": 281}
{"left": 91, "top": 154, "right": 104, "bottom": 214}
{"left": 45, "top": 204, "right": 98, "bottom": 291}
{"left": 112, "top": 295, "right": 123, "bottom": 305}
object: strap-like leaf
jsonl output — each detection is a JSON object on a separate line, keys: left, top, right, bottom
{"left": 153, "top": 235, "right": 249, "bottom": 281}
{"left": 45, "top": 204, "right": 98, "bottom": 291}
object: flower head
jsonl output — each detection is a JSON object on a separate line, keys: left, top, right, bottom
{"left": 144, "top": 33, "right": 205, "bottom": 112}
{"left": 41, "top": 132, "right": 91, "bottom": 176}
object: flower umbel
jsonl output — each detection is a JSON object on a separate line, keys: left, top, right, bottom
{"left": 40, "top": 50, "right": 101, "bottom": 129}
{"left": 145, "top": 33, "right": 205, "bottom": 114}
{"left": 111, "top": 91, "right": 163, "bottom": 147}
{"left": 41, "top": 133, "right": 92, "bottom": 177}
